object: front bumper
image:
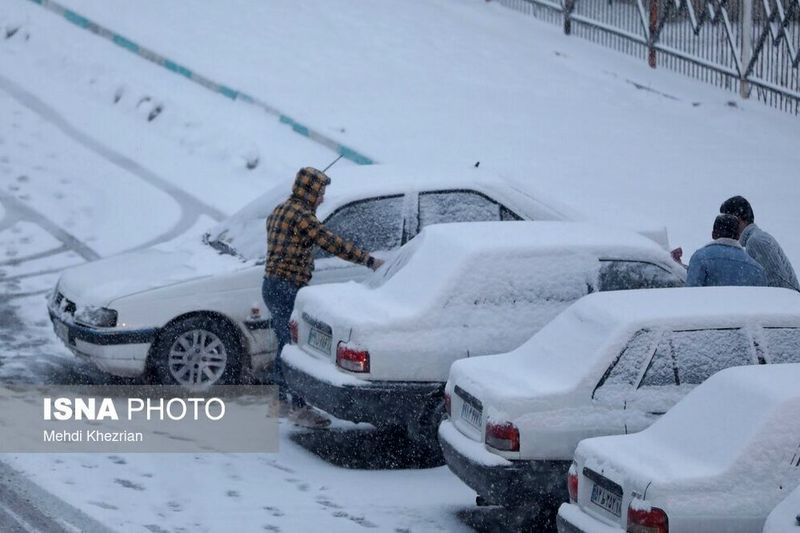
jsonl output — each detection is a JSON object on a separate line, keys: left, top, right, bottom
{"left": 281, "top": 345, "right": 443, "bottom": 427}
{"left": 557, "top": 503, "right": 623, "bottom": 533}
{"left": 48, "top": 312, "right": 155, "bottom": 377}
{"left": 439, "top": 419, "right": 570, "bottom": 507}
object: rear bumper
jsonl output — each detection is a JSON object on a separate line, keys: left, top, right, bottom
{"left": 557, "top": 503, "right": 623, "bottom": 533}
{"left": 281, "top": 345, "right": 443, "bottom": 426}
{"left": 439, "top": 419, "right": 570, "bottom": 507}
{"left": 48, "top": 312, "right": 154, "bottom": 377}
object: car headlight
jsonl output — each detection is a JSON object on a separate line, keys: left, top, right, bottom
{"left": 74, "top": 306, "right": 118, "bottom": 328}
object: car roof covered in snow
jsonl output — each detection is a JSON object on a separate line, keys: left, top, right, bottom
{"left": 570, "top": 285, "right": 800, "bottom": 328}
{"left": 417, "top": 220, "right": 663, "bottom": 252}
{"left": 296, "top": 221, "right": 680, "bottom": 327}
{"left": 578, "top": 364, "right": 800, "bottom": 488}
{"left": 205, "top": 164, "right": 582, "bottom": 261}
{"left": 320, "top": 164, "right": 580, "bottom": 219}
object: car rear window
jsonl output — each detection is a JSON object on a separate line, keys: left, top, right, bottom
{"left": 597, "top": 260, "right": 684, "bottom": 291}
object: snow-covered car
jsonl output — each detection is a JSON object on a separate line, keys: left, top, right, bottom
{"left": 557, "top": 364, "right": 800, "bottom": 533}
{"left": 439, "top": 287, "right": 800, "bottom": 513}
{"left": 46, "top": 164, "right": 584, "bottom": 390}
{"left": 763, "top": 483, "right": 800, "bottom": 533}
{"left": 281, "top": 221, "right": 684, "bottom": 447}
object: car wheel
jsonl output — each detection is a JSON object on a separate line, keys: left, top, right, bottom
{"left": 152, "top": 316, "right": 242, "bottom": 390}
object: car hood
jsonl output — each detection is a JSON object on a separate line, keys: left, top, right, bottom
{"left": 57, "top": 241, "right": 244, "bottom": 307}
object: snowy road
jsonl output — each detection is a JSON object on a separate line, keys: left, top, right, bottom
{"left": 0, "top": 461, "right": 115, "bottom": 533}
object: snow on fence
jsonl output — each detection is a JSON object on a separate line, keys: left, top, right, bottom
{"left": 494, "top": 0, "right": 800, "bottom": 114}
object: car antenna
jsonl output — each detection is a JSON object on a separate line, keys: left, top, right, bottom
{"left": 322, "top": 154, "right": 344, "bottom": 173}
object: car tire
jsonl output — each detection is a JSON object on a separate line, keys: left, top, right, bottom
{"left": 152, "top": 315, "right": 242, "bottom": 390}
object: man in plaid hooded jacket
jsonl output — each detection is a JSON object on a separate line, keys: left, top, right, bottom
{"left": 263, "top": 167, "right": 383, "bottom": 427}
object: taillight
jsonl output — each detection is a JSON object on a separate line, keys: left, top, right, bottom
{"left": 288, "top": 319, "right": 298, "bottom": 344}
{"left": 567, "top": 462, "right": 579, "bottom": 503}
{"left": 444, "top": 391, "right": 451, "bottom": 417}
{"left": 336, "top": 342, "right": 370, "bottom": 373}
{"left": 627, "top": 501, "right": 668, "bottom": 533}
{"left": 485, "top": 421, "right": 520, "bottom": 452}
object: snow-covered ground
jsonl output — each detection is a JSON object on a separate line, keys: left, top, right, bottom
{"left": 0, "top": 0, "right": 798, "bottom": 531}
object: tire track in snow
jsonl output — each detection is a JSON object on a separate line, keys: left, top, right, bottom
{"left": 0, "top": 190, "right": 100, "bottom": 262}
{"left": 0, "top": 72, "right": 226, "bottom": 252}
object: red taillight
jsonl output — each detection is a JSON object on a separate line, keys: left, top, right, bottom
{"left": 288, "top": 319, "right": 298, "bottom": 344}
{"left": 567, "top": 462, "right": 579, "bottom": 503}
{"left": 485, "top": 421, "right": 520, "bottom": 452}
{"left": 336, "top": 342, "right": 370, "bottom": 373}
{"left": 627, "top": 501, "right": 669, "bottom": 533}
{"left": 444, "top": 391, "right": 451, "bottom": 417}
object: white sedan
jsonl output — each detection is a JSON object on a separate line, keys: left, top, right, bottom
{"left": 281, "top": 221, "right": 684, "bottom": 449}
{"left": 439, "top": 287, "right": 800, "bottom": 513}
{"left": 47, "top": 164, "right": 580, "bottom": 390}
{"left": 557, "top": 363, "right": 800, "bottom": 533}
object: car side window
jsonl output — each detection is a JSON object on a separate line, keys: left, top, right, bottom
{"left": 639, "top": 338, "right": 678, "bottom": 387}
{"left": 670, "top": 329, "right": 754, "bottom": 384}
{"left": 597, "top": 260, "right": 684, "bottom": 292}
{"left": 418, "top": 190, "right": 519, "bottom": 230}
{"left": 761, "top": 327, "right": 800, "bottom": 364}
{"left": 315, "top": 195, "right": 404, "bottom": 259}
{"left": 593, "top": 329, "right": 658, "bottom": 399}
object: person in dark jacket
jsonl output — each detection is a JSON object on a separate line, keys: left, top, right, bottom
{"left": 686, "top": 214, "right": 766, "bottom": 287}
{"left": 720, "top": 196, "right": 799, "bottom": 291}
{"left": 263, "top": 167, "right": 383, "bottom": 428}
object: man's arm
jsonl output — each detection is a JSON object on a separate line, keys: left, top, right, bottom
{"left": 297, "top": 212, "right": 381, "bottom": 269}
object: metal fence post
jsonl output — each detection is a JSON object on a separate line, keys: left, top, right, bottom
{"left": 740, "top": 0, "right": 753, "bottom": 98}
{"left": 648, "top": 0, "right": 658, "bottom": 67}
{"left": 564, "top": 0, "right": 574, "bottom": 35}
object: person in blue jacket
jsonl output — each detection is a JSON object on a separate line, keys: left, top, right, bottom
{"left": 686, "top": 214, "right": 767, "bottom": 287}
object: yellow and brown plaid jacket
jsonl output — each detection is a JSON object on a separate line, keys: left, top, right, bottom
{"left": 265, "top": 167, "right": 375, "bottom": 287}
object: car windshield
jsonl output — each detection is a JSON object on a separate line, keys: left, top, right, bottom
{"left": 203, "top": 183, "right": 289, "bottom": 262}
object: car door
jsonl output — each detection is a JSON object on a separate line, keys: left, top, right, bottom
{"left": 311, "top": 194, "right": 406, "bottom": 285}
{"left": 624, "top": 328, "right": 757, "bottom": 431}
{"left": 410, "top": 189, "right": 522, "bottom": 237}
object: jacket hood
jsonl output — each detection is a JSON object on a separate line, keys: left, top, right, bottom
{"left": 291, "top": 167, "right": 330, "bottom": 209}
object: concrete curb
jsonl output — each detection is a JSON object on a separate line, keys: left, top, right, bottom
{"left": 24, "top": 0, "right": 376, "bottom": 166}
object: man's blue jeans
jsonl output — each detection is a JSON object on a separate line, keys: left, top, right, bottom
{"left": 262, "top": 276, "right": 305, "bottom": 408}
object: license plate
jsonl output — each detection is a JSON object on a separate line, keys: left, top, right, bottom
{"left": 54, "top": 321, "right": 69, "bottom": 343}
{"left": 307, "top": 327, "right": 332, "bottom": 354}
{"left": 590, "top": 483, "right": 622, "bottom": 517}
{"left": 460, "top": 401, "right": 482, "bottom": 430}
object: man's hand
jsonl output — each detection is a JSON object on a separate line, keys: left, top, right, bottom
{"left": 369, "top": 258, "right": 385, "bottom": 271}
